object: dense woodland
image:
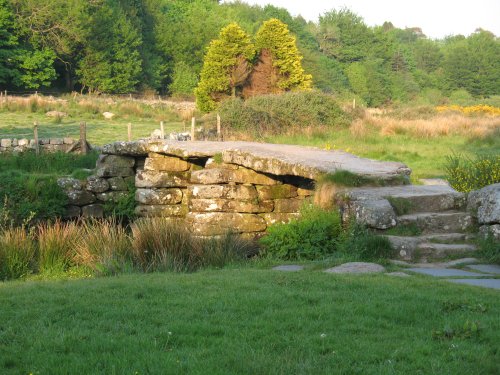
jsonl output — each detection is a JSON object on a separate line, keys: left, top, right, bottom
{"left": 0, "top": 0, "right": 499, "bottom": 107}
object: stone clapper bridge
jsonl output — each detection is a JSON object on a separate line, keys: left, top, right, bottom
{"left": 63, "top": 140, "right": 482, "bottom": 262}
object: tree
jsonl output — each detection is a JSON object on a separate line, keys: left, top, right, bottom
{"left": 253, "top": 18, "right": 312, "bottom": 92}
{"left": 77, "top": 1, "right": 142, "bottom": 93}
{"left": 0, "top": 0, "right": 19, "bottom": 86}
{"left": 14, "top": 48, "right": 56, "bottom": 88}
{"left": 195, "top": 22, "right": 255, "bottom": 112}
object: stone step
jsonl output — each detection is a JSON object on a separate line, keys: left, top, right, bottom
{"left": 417, "top": 243, "right": 478, "bottom": 261}
{"left": 386, "top": 234, "right": 477, "bottom": 261}
{"left": 344, "top": 185, "right": 465, "bottom": 214}
{"left": 397, "top": 211, "right": 475, "bottom": 234}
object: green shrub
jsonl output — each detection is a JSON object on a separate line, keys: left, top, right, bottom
{"left": 445, "top": 153, "right": 500, "bottom": 192}
{"left": 0, "top": 171, "right": 68, "bottom": 225}
{"left": 0, "top": 227, "right": 36, "bottom": 280}
{"left": 200, "top": 233, "right": 257, "bottom": 268}
{"left": 338, "top": 223, "right": 395, "bottom": 261}
{"left": 259, "top": 206, "right": 342, "bottom": 260}
{"left": 218, "top": 91, "right": 350, "bottom": 136}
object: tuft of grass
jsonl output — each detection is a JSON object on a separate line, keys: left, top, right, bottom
{"left": 0, "top": 226, "right": 36, "bottom": 280}
{"left": 37, "top": 220, "right": 79, "bottom": 273}
{"left": 73, "top": 219, "right": 132, "bottom": 275}
{"left": 477, "top": 235, "right": 500, "bottom": 265}
{"left": 384, "top": 223, "right": 422, "bottom": 237}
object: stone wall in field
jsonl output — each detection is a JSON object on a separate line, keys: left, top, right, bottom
{"left": 0, "top": 137, "right": 80, "bottom": 153}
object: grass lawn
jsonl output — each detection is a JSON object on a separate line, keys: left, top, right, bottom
{"left": 267, "top": 128, "right": 500, "bottom": 180}
{"left": 0, "top": 112, "right": 185, "bottom": 146}
{"left": 0, "top": 268, "right": 498, "bottom": 374}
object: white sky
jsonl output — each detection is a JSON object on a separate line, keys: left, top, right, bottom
{"left": 223, "top": 0, "right": 500, "bottom": 39}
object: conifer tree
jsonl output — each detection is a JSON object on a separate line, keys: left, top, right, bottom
{"left": 254, "top": 18, "right": 311, "bottom": 92}
{"left": 195, "top": 22, "right": 255, "bottom": 112}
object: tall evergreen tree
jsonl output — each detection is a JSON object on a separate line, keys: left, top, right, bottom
{"left": 195, "top": 22, "right": 255, "bottom": 112}
{"left": 0, "top": 0, "right": 19, "bottom": 86}
{"left": 254, "top": 18, "right": 311, "bottom": 92}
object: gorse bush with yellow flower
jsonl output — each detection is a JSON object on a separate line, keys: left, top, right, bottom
{"left": 436, "top": 105, "right": 500, "bottom": 116}
{"left": 445, "top": 153, "right": 500, "bottom": 193}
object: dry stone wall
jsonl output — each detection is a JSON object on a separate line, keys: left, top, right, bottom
{"left": 0, "top": 137, "right": 80, "bottom": 153}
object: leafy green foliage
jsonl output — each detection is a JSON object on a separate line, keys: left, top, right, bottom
{"left": 14, "top": 48, "right": 56, "bottom": 89}
{"left": 445, "top": 153, "right": 500, "bottom": 192}
{"left": 168, "top": 61, "right": 198, "bottom": 98}
{"left": 260, "top": 206, "right": 342, "bottom": 260}
{"left": 195, "top": 22, "right": 255, "bottom": 112}
{"left": 218, "top": 91, "right": 349, "bottom": 135}
{"left": 103, "top": 183, "right": 137, "bottom": 223}
{"left": 254, "top": 18, "right": 312, "bottom": 91}
{"left": 338, "top": 222, "right": 395, "bottom": 261}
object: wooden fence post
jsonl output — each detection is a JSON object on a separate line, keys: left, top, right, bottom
{"left": 33, "top": 122, "right": 40, "bottom": 155}
{"left": 216, "top": 113, "right": 221, "bottom": 141}
{"left": 128, "top": 123, "right": 132, "bottom": 142}
{"left": 160, "top": 121, "right": 164, "bottom": 139}
{"left": 80, "top": 122, "right": 88, "bottom": 155}
{"left": 191, "top": 117, "right": 195, "bottom": 141}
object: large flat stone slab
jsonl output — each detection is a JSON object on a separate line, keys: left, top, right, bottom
{"left": 407, "top": 268, "right": 488, "bottom": 277}
{"left": 325, "top": 262, "right": 386, "bottom": 274}
{"left": 104, "top": 140, "right": 411, "bottom": 181}
{"left": 467, "top": 264, "right": 500, "bottom": 274}
{"left": 445, "top": 279, "right": 500, "bottom": 290}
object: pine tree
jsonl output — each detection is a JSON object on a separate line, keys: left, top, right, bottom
{"left": 254, "top": 18, "right": 311, "bottom": 92}
{"left": 0, "top": 0, "right": 19, "bottom": 85}
{"left": 195, "top": 22, "right": 255, "bottom": 112}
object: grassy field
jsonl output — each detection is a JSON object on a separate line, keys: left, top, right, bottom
{"left": 0, "top": 96, "right": 188, "bottom": 145}
{"left": 266, "top": 111, "right": 500, "bottom": 180}
{"left": 0, "top": 268, "right": 498, "bottom": 374}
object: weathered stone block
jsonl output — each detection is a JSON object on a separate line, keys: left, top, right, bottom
{"left": 40, "top": 139, "right": 50, "bottom": 145}
{"left": 349, "top": 199, "right": 397, "bottom": 229}
{"left": 82, "top": 204, "right": 104, "bottom": 218}
{"left": 188, "top": 185, "right": 258, "bottom": 200}
{"left": 190, "top": 168, "right": 232, "bottom": 184}
{"left": 107, "top": 176, "right": 128, "bottom": 191}
{"left": 257, "top": 184, "right": 298, "bottom": 200}
{"left": 64, "top": 205, "right": 81, "bottom": 218}
{"left": 273, "top": 199, "right": 303, "bottom": 213}
{"left": 468, "top": 183, "right": 500, "bottom": 225}
{"left": 190, "top": 199, "right": 274, "bottom": 213}
{"left": 135, "top": 204, "right": 187, "bottom": 217}
{"left": 102, "top": 141, "right": 148, "bottom": 156}
{"left": 18, "top": 138, "right": 29, "bottom": 146}
{"left": 144, "top": 154, "right": 191, "bottom": 171}
{"left": 57, "top": 177, "right": 83, "bottom": 191}
{"left": 135, "top": 170, "right": 190, "bottom": 188}
{"left": 12, "top": 139, "right": 18, "bottom": 147}
{"left": 135, "top": 188, "right": 183, "bottom": 205}
{"left": 96, "top": 154, "right": 135, "bottom": 168}
{"left": 479, "top": 224, "right": 500, "bottom": 240}
{"left": 96, "top": 166, "right": 134, "bottom": 178}
{"left": 86, "top": 176, "right": 110, "bottom": 193}
{"left": 205, "top": 157, "right": 239, "bottom": 170}
{"left": 232, "top": 167, "right": 279, "bottom": 185}
{"left": 50, "top": 138, "right": 64, "bottom": 145}
{"left": 297, "top": 187, "right": 314, "bottom": 196}
{"left": 63, "top": 137, "right": 74, "bottom": 144}
{"left": 260, "top": 213, "right": 300, "bottom": 226}
{"left": 1, "top": 139, "right": 12, "bottom": 147}
{"left": 96, "top": 191, "right": 128, "bottom": 202}
{"left": 67, "top": 190, "right": 96, "bottom": 206}
{"left": 186, "top": 212, "right": 267, "bottom": 236}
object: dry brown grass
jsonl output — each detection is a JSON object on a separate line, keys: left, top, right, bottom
{"left": 350, "top": 111, "right": 500, "bottom": 139}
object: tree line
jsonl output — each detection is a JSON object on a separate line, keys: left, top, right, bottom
{"left": 0, "top": 0, "right": 499, "bottom": 107}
